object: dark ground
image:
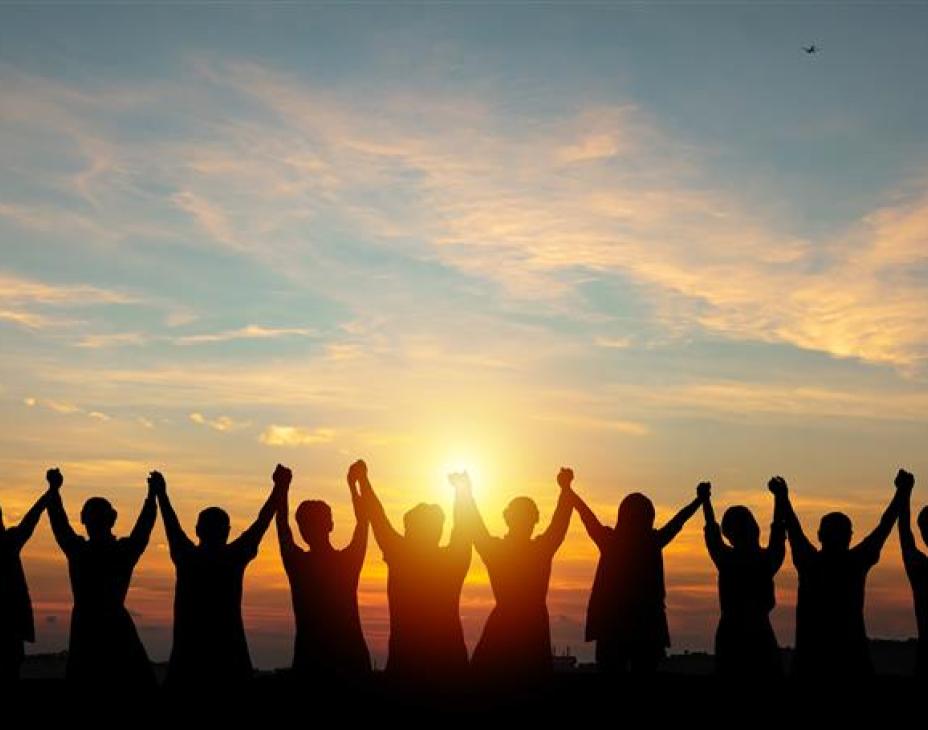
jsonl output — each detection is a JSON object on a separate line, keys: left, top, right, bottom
{"left": 7, "top": 640, "right": 922, "bottom": 720}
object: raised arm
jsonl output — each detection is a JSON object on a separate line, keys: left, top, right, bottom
{"left": 449, "top": 472, "right": 492, "bottom": 555}
{"left": 896, "top": 469, "right": 924, "bottom": 569}
{"left": 125, "top": 476, "right": 158, "bottom": 561}
{"left": 354, "top": 460, "right": 402, "bottom": 556}
{"left": 700, "top": 484, "right": 725, "bottom": 566}
{"left": 656, "top": 482, "right": 708, "bottom": 548}
{"left": 7, "top": 486, "right": 50, "bottom": 551}
{"left": 855, "top": 470, "right": 907, "bottom": 564}
{"left": 448, "top": 472, "right": 475, "bottom": 559}
{"left": 770, "top": 476, "right": 815, "bottom": 566}
{"left": 233, "top": 464, "right": 289, "bottom": 557}
{"left": 44, "top": 468, "right": 80, "bottom": 556}
{"left": 766, "top": 479, "right": 788, "bottom": 573}
{"left": 537, "top": 468, "right": 575, "bottom": 556}
{"left": 274, "top": 465, "right": 298, "bottom": 562}
{"left": 345, "top": 461, "right": 369, "bottom": 562}
{"left": 565, "top": 484, "right": 610, "bottom": 550}
{"left": 149, "top": 471, "right": 194, "bottom": 560}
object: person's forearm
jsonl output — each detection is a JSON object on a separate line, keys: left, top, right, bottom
{"left": 568, "top": 489, "right": 599, "bottom": 529}
{"left": 130, "top": 492, "right": 158, "bottom": 542}
{"left": 156, "top": 491, "right": 187, "bottom": 544}
{"left": 46, "top": 489, "right": 74, "bottom": 545}
{"left": 667, "top": 496, "right": 701, "bottom": 533}
{"left": 17, "top": 491, "right": 49, "bottom": 538}
{"left": 702, "top": 498, "right": 716, "bottom": 525}
{"left": 275, "top": 491, "right": 294, "bottom": 544}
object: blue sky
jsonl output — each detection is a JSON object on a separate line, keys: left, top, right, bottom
{"left": 2, "top": 3, "right": 928, "bottom": 666}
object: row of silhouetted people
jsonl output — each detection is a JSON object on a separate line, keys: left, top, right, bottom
{"left": 1, "top": 463, "right": 926, "bottom": 683}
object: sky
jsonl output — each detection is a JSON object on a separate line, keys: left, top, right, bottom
{"left": 1, "top": 2, "right": 928, "bottom": 668}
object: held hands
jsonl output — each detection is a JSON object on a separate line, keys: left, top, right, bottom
{"left": 557, "top": 467, "right": 574, "bottom": 491}
{"left": 448, "top": 471, "right": 472, "bottom": 494}
{"left": 895, "top": 469, "right": 915, "bottom": 492}
{"left": 696, "top": 481, "right": 712, "bottom": 501}
{"left": 273, "top": 464, "right": 292, "bottom": 490}
{"left": 768, "top": 476, "right": 788, "bottom": 497}
{"left": 347, "top": 459, "right": 368, "bottom": 487}
{"left": 147, "top": 471, "right": 166, "bottom": 497}
{"left": 46, "top": 467, "right": 63, "bottom": 491}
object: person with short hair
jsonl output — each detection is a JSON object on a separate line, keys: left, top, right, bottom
{"left": 151, "top": 466, "right": 286, "bottom": 684}
{"left": 275, "top": 461, "right": 371, "bottom": 680}
{"left": 779, "top": 472, "right": 906, "bottom": 676}
{"left": 45, "top": 467, "right": 157, "bottom": 685}
{"left": 701, "top": 479, "right": 787, "bottom": 675}
{"left": 356, "top": 459, "right": 471, "bottom": 684}
{"left": 461, "top": 467, "right": 574, "bottom": 683}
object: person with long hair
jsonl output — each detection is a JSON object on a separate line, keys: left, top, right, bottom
{"left": 568, "top": 481, "right": 707, "bottom": 674}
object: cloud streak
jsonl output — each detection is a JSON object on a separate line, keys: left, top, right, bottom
{"left": 259, "top": 425, "right": 336, "bottom": 446}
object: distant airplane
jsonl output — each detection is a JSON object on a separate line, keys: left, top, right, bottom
{"left": 804, "top": 45, "right": 818, "bottom": 54}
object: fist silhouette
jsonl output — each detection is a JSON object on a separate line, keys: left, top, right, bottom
{"left": 895, "top": 469, "right": 915, "bottom": 491}
{"left": 46, "top": 468, "right": 63, "bottom": 490}
{"left": 147, "top": 471, "right": 166, "bottom": 495}
{"left": 348, "top": 459, "right": 367, "bottom": 483}
{"left": 768, "top": 476, "right": 788, "bottom": 496}
{"left": 448, "top": 472, "right": 471, "bottom": 492}
{"left": 557, "top": 468, "right": 574, "bottom": 490}
{"left": 273, "top": 464, "right": 292, "bottom": 488}
{"left": 697, "top": 482, "right": 712, "bottom": 500}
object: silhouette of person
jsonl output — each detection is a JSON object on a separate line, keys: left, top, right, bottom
{"left": 460, "top": 467, "right": 574, "bottom": 683}
{"left": 702, "top": 480, "right": 786, "bottom": 676}
{"left": 45, "top": 467, "right": 157, "bottom": 685}
{"left": 895, "top": 469, "right": 928, "bottom": 675}
{"left": 568, "top": 482, "right": 706, "bottom": 674}
{"left": 778, "top": 473, "right": 906, "bottom": 676}
{"left": 356, "top": 459, "right": 471, "bottom": 684}
{"left": 151, "top": 467, "right": 286, "bottom": 684}
{"left": 275, "top": 462, "right": 371, "bottom": 680}
{"left": 0, "top": 480, "right": 50, "bottom": 681}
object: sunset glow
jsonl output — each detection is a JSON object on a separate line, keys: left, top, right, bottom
{"left": 2, "top": 4, "right": 928, "bottom": 670}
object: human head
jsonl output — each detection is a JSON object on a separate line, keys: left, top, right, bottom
{"left": 403, "top": 503, "right": 444, "bottom": 547}
{"left": 615, "top": 492, "right": 655, "bottom": 534}
{"left": 818, "top": 511, "right": 853, "bottom": 551}
{"left": 721, "top": 506, "right": 760, "bottom": 549}
{"left": 80, "top": 497, "right": 117, "bottom": 538}
{"left": 503, "top": 497, "right": 540, "bottom": 540}
{"left": 295, "top": 500, "right": 334, "bottom": 547}
{"left": 196, "top": 506, "right": 231, "bottom": 547}
{"left": 917, "top": 506, "right": 928, "bottom": 547}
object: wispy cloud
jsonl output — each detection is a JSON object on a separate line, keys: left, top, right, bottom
{"left": 76, "top": 332, "right": 152, "bottom": 348}
{"left": 24, "top": 396, "right": 111, "bottom": 422}
{"left": 259, "top": 425, "right": 336, "bottom": 446}
{"left": 175, "top": 325, "right": 317, "bottom": 345}
{"left": 0, "top": 272, "right": 137, "bottom": 332}
{"left": 0, "top": 309, "right": 56, "bottom": 329}
{"left": 7, "top": 59, "right": 928, "bottom": 369}
{"left": 188, "top": 412, "right": 250, "bottom": 432}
